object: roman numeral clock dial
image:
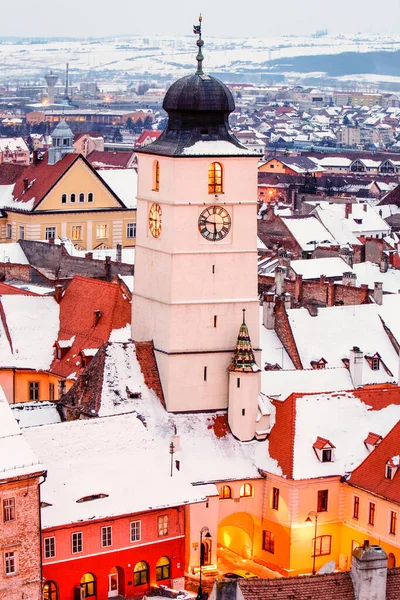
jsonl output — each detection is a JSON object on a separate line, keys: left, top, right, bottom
{"left": 198, "top": 205, "right": 231, "bottom": 241}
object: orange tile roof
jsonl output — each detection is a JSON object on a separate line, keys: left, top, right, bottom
{"left": 313, "top": 436, "right": 335, "bottom": 450}
{"left": 51, "top": 275, "right": 131, "bottom": 379}
{"left": 0, "top": 282, "right": 38, "bottom": 296}
{"left": 349, "top": 420, "right": 400, "bottom": 504}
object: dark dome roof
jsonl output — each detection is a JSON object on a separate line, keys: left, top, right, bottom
{"left": 163, "top": 73, "right": 235, "bottom": 113}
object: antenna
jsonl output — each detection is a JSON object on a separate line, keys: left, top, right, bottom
{"left": 65, "top": 63, "right": 69, "bottom": 100}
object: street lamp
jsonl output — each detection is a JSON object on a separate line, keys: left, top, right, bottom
{"left": 197, "top": 526, "right": 212, "bottom": 600}
{"left": 305, "top": 510, "right": 318, "bottom": 575}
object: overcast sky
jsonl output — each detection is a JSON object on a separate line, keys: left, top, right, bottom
{"left": 4, "top": 0, "right": 400, "bottom": 38}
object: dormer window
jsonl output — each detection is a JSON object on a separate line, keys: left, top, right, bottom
{"left": 365, "top": 353, "right": 393, "bottom": 376}
{"left": 372, "top": 357, "right": 380, "bottom": 371}
{"left": 364, "top": 432, "right": 383, "bottom": 452}
{"left": 313, "top": 437, "right": 335, "bottom": 463}
{"left": 310, "top": 358, "right": 327, "bottom": 370}
{"left": 386, "top": 456, "right": 400, "bottom": 480}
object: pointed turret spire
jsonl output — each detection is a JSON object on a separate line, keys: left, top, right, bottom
{"left": 193, "top": 14, "right": 204, "bottom": 75}
{"left": 229, "top": 309, "right": 260, "bottom": 373}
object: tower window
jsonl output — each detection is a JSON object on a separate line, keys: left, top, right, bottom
{"left": 204, "top": 366, "right": 207, "bottom": 381}
{"left": 153, "top": 160, "right": 160, "bottom": 191}
{"left": 214, "top": 315, "right": 217, "bottom": 328}
{"left": 212, "top": 265, "right": 215, "bottom": 274}
{"left": 237, "top": 378, "right": 241, "bottom": 388}
{"left": 208, "top": 162, "right": 223, "bottom": 194}
{"left": 242, "top": 408, "right": 245, "bottom": 416}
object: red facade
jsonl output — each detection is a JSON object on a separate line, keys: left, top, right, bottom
{"left": 42, "top": 507, "right": 186, "bottom": 600}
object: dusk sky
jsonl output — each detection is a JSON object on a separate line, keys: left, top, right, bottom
{"left": 4, "top": 0, "right": 400, "bottom": 38}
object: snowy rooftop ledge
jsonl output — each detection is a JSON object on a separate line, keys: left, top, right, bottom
{"left": 182, "top": 140, "right": 257, "bottom": 156}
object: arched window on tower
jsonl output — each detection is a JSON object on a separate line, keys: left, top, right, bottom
{"left": 219, "top": 485, "right": 232, "bottom": 499}
{"left": 240, "top": 483, "right": 253, "bottom": 498}
{"left": 43, "top": 581, "right": 58, "bottom": 600}
{"left": 208, "top": 162, "right": 223, "bottom": 194}
{"left": 153, "top": 160, "right": 160, "bottom": 191}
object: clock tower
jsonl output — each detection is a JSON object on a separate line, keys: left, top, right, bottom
{"left": 132, "top": 20, "right": 261, "bottom": 418}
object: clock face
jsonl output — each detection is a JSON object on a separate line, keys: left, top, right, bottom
{"left": 149, "top": 202, "right": 162, "bottom": 238}
{"left": 198, "top": 205, "right": 231, "bottom": 241}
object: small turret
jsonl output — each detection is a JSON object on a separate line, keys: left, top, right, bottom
{"left": 228, "top": 310, "right": 261, "bottom": 442}
{"left": 48, "top": 118, "right": 75, "bottom": 165}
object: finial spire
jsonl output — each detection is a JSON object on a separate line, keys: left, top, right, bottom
{"left": 193, "top": 14, "right": 204, "bottom": 75}
{"left": 242, "top": 308, "right": 246, "bottom": 325}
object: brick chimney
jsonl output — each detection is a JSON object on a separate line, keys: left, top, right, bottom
{"left": 343, "top": 271, "right": 357, "bottom": 287}
{"left": 116, "top": 243, "right": 122, "bottom": 263}
{"left": 53, "top": 284, "right": 63, "bottom": 304}
{"left": 373, "top": 282, "right": 383, "bottom": 306}
{"left": 327, "top": 280, "right": 335, "bottom": 307}
{"left": 275, "top": 266, "right": 286, "bottom": 296}
{"left": 339, "top": 246, "right": 354, "bottom": 267}
{"left": 380, "top": 254, "right": 388, "bottom": 274}
{"left": 294, "top": 273, "right": 303, "bottom": 303}
{"left": 363, "top": 203, "right": 368, "bottom": 212}
{"left": 345, "top": 202, "right": 353, "bottom": 219}
{"left": 349, "top": 346, "right": 363, "bottom": 388}
{"left": 351, "top": 541, "right": 388, "bottom": 600}
{"left": 262, "top": 292, "right": 275, "bottom": 330}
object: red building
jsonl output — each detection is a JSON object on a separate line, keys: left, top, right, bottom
{"left": 42, "top": 506, "right": 187, "bottom": 600}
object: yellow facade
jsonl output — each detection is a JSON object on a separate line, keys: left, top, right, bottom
{"left": 0, "top": 157, "right": 136, "bottom": 250}
{"left": 0, "top": 369, "right": 74, "bottom": 404}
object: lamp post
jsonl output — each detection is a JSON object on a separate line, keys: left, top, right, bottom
{"left": 305, "top": 510, "right": 318, "bottom": 575}
{"left": 197, "top": 526, "right": 212, "bottom": 600}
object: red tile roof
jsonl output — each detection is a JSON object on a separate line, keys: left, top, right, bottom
{"left": 0, "top": 162, "right": 28, "bottom": 185}
{"left": 349, "top": 419, "right": 400, "bottom": 504}
{"left": 135, "top": 341, "right": 165, "bottom": 408}
{"left": 0, "top": 282, "right": 38, "bottom": 296}
{"left": 51, "top": 275, "right": 131, "bottom": 379}
{"left": 135, "top": 130, "right": 162, "bottom": 146}
{"left": 87, "top": 150, "right": 135, "bottom": 169}
{"left": 313, "top": 436, "right": 335, "bottom": 450}
{"left": 364, "top": 432, "right": 383, "bottom": 447}
{"left": 268, "top": 386, "right": 400, "bottom": 479}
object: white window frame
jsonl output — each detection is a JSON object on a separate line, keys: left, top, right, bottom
{"left": 44, "top": 536, "right": 56, "bottom": 559}
{"left": 130, "top": 520, "right": 141, "bottom": 542}
{"left": 126, "top": 223, "right": 136, "bottom": 238}
{"left": 101, "top": 525, "right": 112, "bottom": 548}
{"left": 45, "top": 226, "right": 56, "bottom": 241}
{"left": 71, "top": 225, "right": 83, "bottom": 241}
{"left": 96, "top": 224, "right": 108, "bottom": 239}
{"left": 71, "top": 531, "right": 83, "bottom": 554}
{"left": 4, "top": 551, "right": 16, "bottom": 575}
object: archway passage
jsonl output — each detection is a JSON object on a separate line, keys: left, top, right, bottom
{"left": 218, "top": 512, "right": 258, "bottom": 559}
{"left": 201, "top": 539, "right": 212, "bottom": 566}
{"left": 108, "top": 566, "right": 124, "bottom": 598}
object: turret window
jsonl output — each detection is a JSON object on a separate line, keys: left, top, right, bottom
{"left": 219, "top": 485, "right": 232, "bottom": 499}
{"left": 208, "top": 162, "right": 223, "bottom": 194}
{"left": 240, "top": 483, "right": 253, "bottom": 498}
{"left": 153, "top": 160, "right": 160, "bottom": 191}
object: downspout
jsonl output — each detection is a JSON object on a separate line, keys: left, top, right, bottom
{"left": 12, "top": 368, "right": 15, "bottom": 404}
{"left": 38, "top": 472, "right": 48, "bottom": 591}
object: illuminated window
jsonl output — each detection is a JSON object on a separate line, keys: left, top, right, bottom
{"left": 130, "top": 520, "right": 141, "bottom": 542}
{"left": 219, "top": 485, "right": 232, "bottom": 500}
{"left": 353, "top": 496, "right": 359, "bottom": 520}
{"left": 390, "top": 511, "right": 397, "bottom": 535}
{"left": 45, "top": 227, "right": 56, "bottom": 240}
{"left": 134, "top": 561, "right": 148, "bottom": 586}
{"left": 262, "top": 530, "right": 274, "bottom": 554}
{"left": 71, "top": 226, "right": 82, "bottom": 241}
{"left": 317, "top": 489, "right": 328, "bottom": 512}
{"left": 313, "top": 535, "right": 331, "bottom": 556}
{"left": 101, "top": 526, "right": 112, "bottom": 547}
{"left": 208, "top": 162, "right": 223, "bottom": 194}
{"left": 156, "top": 556, "right": 170, "bottom": 581}
{"left": 5, "top": 551, "right": 16, "bottom": 575}
{"left": 79, "top": 193, "right": 85, "bottom": 203}
{"left": 158, "top": 515, "right": 168, "bottom": 536}
{"left": 153, "top": 160, "right": 160, "bottom": 191}
{"left": 240, "top": 483, "right": 253, "bottom": 498}
{"left": 96, "top": 224, "right": 107, "bottom": 239}
{"left": 29, "top": 381, "right": 40, "bottom": 401}
{"left": 368, "top": 502, "right": 375, "bottom": 526}
{"left": 80, "top": 573, "right": 95, "bottom": 597}
{"left": 44, "top": 536, "right": 55, "bottom": 559}
{"left": 272, "top": 487, "right": 279, "bottom": 510}
{"left": 43, "top": 581, "right": 58, "bottom": 600}
{"left": 71, "top": 532, "right": 83, "bottom": 554}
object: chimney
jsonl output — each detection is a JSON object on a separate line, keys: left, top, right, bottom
{"left": 345, "top": 202, "right": 352, "bottom": 219}
{"left": 363, "top": 203, "right": 368, "bottom": 212}
{"left": 284, "top": 294, "right": 291, "bottom": 311}
{"left": 351, "top": 541, "right": 388, "bottom": 600}
{"left": 23, "top": 177, "right": 29, "bottom": 191}
{"left": 265, "top": 203, "right": 275, "bottom": 221}
{"left": 349, "top": 346, "right": 363, "bottom": 388}
{"left": 319, "top": 274, "right": 326, "bottom": 285}
{"left": 343, "top": 271, "right": 357, "bottom": 287}
{"left": 373, "top": 282, "right": 383, "bottom": 306}
{"left": 32, "top": 149, "right": 39, "bottom": 165}
{"left": 275, "top": 266, "right": 286, "bottom": 296}
{"left": 294, "top": 273, "right": 303, "bottom": 303}
{"left": 327, "top": 280, "right": 335, "bottom": 307}
{"left": 380, "top": 255, "right": 388, "bottom": 274}
{"left": 94, "top": 310, "right": 102, "bottom": 326}
{"left": 263, "top": 292, "right": 275, "bottom": 330}
{"left": 105, "top": 255, "right": 112, "bottom": 281}
{"left": 53, "top": 284, "right": 63, "bottom": 304}
{"left": 85, "top": 252, "right": 93, "bottom": 260}
{"left": 339, "top": 246, "right": 354, "bottom": 267}
{"left": 116, "top": 243, "right": 122, "bottom": 263}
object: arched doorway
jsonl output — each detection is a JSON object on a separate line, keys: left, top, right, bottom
{"left": 201, "top": 538, "right": 212, "bottom": 566}
{"left": 108, "top": 567, "right": 124, "bottom": 598}
{"left": 43, "top": 581, "right": 58, "bottom": 600}
{"left": 388, "top": 553, "right": 396, "bottom": 568}
{"left": 81, "top": 573, "right": 96, "bottom": 598}
{"left": 218, "top": 512, "right": 260, "bottom": 559}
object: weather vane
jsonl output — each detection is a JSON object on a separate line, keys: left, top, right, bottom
{"left": 193, "top": 14, "right": 204, "bottom": 75}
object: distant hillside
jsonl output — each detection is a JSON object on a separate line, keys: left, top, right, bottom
{"left": 268, "top": 49, "right": 400, "bottom": 77}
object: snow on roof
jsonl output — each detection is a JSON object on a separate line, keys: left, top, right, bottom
{"left": 281, "top": 216, "right": 336, "bottom": 251}
{"left": 0, "top": 296, "right": 59, "bottom": 370}
{"left": 98, "top": 168, "right": 137, "bottom": 209}
{"left": 182, "top": 140, "right": 256, "bottom": 156}
{"left": 315, "top": 157, "right": 352, "bottom": 168}
{"left": 57, "top": 238, "right": 135, "bottom": 264}
{"left": 11, "top": 401, "right": 61, "bottom": 429}
{"left": 260, "top": 321, "right": 294, "bottom": 371}
{"left": 119, "top": 275, "right": 134, "bottom": 293}
{"left": 0, "top": 389, "right": 44, "bottom": 480}
{"left": 287, "top": 304, "right": 397, "bottom": 384}
{"left": 262, "top": 367, "right": 353, "bottom": 402}
{"left": 353, "top": 262, "right": 400, "bottom": 294}
{"left": 314, "top": 205, "right": 363, "bottom": 246}
{"left": 288, "top": 257, "right": 351, "bottom": 279}
{"left": 5, "top": 281, "right": 54, "bottom": 295}
{"left": 0, "top": 137, "right": 28, "bottom": 152}
{"left": 292, "top": 391, "right": 400, "bottom": 479}
{"left": 378, "top": 294, "right": 400, "bottom": 348}
{"left": 0, "top": 242, "right": 29, "bottom": 265}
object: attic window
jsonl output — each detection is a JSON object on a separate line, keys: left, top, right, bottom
{"left": 313, "top": 437, "right": 335, "bottom": 463}
{"left": 264, "top": 362, "right": 282, "bottom": 371}
{"left": 354, "top": 218, "right": 363, "bottom": 225}
{"left": 372, "top": 357, "right": 380, "bottom": 371}
{"left": 386, "top": 456, "right": 400, "bottom": 480}
{"left": 364, "top": 432, "right": 383, "bottom": 452}
{"left": 40, "top": 501, "right": 53, "bottom": 508}
{"left": 76, "top": 493, "right": 109, "bottom": 503}
{"left": 310, "top": 358, "right": 327, "bottom": 370}
{"left": 364, "top": 353, "right": 392, "bottom": 374}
